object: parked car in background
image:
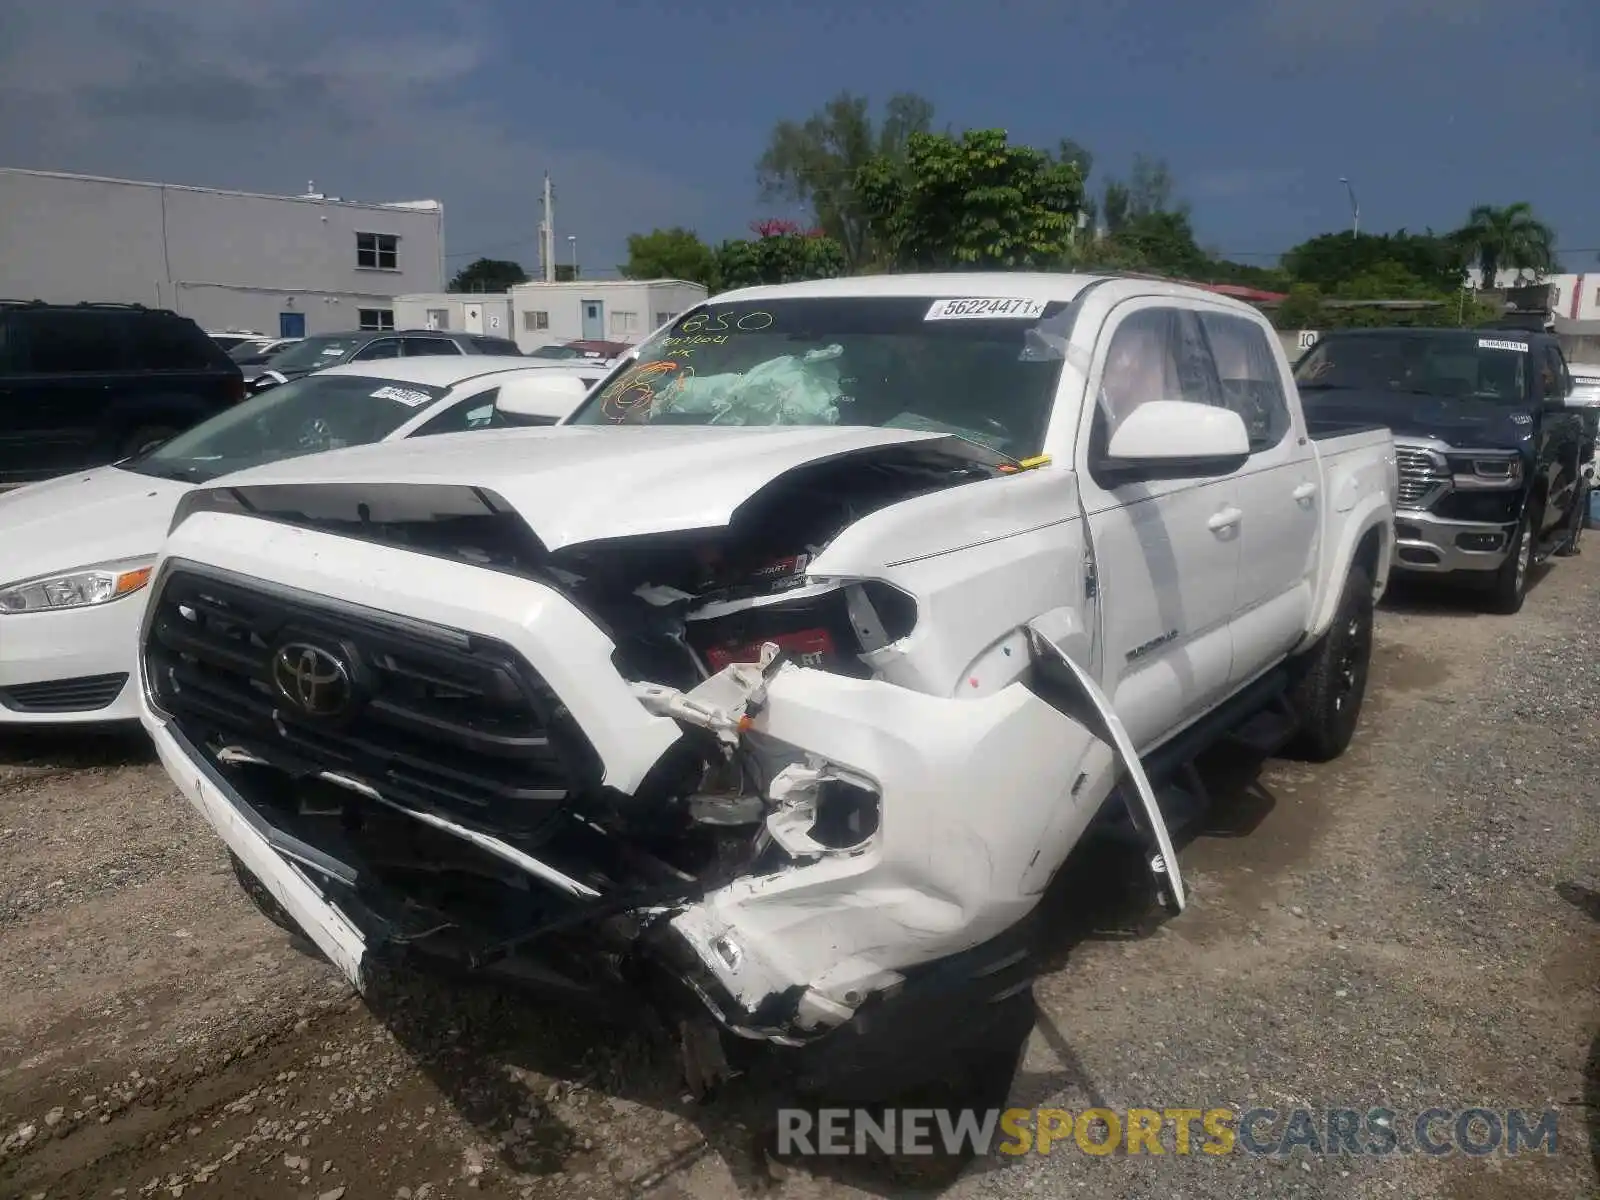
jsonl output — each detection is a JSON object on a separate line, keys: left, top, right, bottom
{"left": 0, "top": 300, "right": 245, "bottom": 487}
{"left": 527, "top": 338, "right": 631, "bottom": 365}
{"left": 228, "top": 337, "right": 301, "bottom": 369}
{"left": 0, "top": 359, "right": 599, "bottom": 726}
{"left": 1296, "top": 327, "right": 1588, "bottom": 612}
{"left": 206, "top": 330, "right": 268, "bottom": 352}
{"left": 138, "top": 273, "right": 1395, "bottom": 1107}
{"left": 246, "top": 330, "right": 524, "bottom": 393}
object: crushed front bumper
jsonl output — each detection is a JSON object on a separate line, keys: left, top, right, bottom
{"left": 141, "top": 514, "right": 1181, "bottom": 1058}
{"left": 1391, "top": 508, "right": 1517, "bottom": 573}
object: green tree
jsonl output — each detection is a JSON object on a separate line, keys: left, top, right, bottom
{"left": 620, "top": 227, "right": 718, "bottom": 289}
{"left": 1114, "top": 210, "right": 1208, "bottom": 277}
{"left": 714, "top": 229, "right": 848, "bottom": 289}
{"left": 856, "top": 128, "right": 1083, "bottom": 270}
{"left": 1452, "top": 202, "right": 1556, "bottom": 286}
{"left": 1127, "top": 154, "right": 1185, "bottom": 219}
{"left": 1282, "top": 230, "right": 1467, "bottom": 294}
{"left": 757, "top": 91, "right": 935, "bottom": 270}
{"left": 447, "top": 257, "right": 529, "bottom": 293}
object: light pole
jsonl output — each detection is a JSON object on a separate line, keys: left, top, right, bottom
{"left": 567, "top": 235, "right": 578, "bottom": 278}
{"left": 1338, "top": 177, "right": 1360, "bottom": 238}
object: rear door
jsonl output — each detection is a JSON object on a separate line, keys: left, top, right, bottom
{"left": 0, "top": 308, "right": 133, "bottom": 480}
{"left": 1197, "top": 307, "right": 1321, "bottom": 687}
{"left": 1536, "top": 341, "right": 1584, "bottom": 541}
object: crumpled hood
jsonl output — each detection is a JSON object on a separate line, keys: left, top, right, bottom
{"left": 1300, "top": 387, "right": 1535, "bottom": 450}
{"left": 0, "top": 466, "right": 192, "bottom": 584}
{"left": 197, "top": 424, "right": 986, "bottom": 551}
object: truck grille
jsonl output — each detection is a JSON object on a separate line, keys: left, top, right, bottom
{"left": 143, "top": 567, "right": 601, "bottom": 836}
{"left": 1394, "top": 447, "right": 1449, "bottom": 509}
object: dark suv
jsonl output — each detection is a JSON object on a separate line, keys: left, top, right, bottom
{"left": 246, "top": 330, "right": 524, "bottom": 393}
{"left": 0, "top": 301, "right": 245, "bottom": 486}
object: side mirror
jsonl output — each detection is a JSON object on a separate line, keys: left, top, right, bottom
{"left": 1103, "top": 400, "right": 1250, "bottom": 478}
{"left": 494, "top": 373, "right": 591, "bottom": 423}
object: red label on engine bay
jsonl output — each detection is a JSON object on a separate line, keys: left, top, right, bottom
{"left": 705, "top": 628, "right": 835, "bottom": 672}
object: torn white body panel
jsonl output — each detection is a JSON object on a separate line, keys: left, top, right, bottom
{"left": 666, "top": 658, "right": 1124, "bottom": 1024}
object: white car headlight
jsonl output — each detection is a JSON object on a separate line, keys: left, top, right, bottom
{"left": 0, "top": 560, "right": 155, "bottom": 614}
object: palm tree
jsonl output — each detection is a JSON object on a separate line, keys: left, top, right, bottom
{"left": 1455, "top": 203, "right": 1556, "bottom": 288}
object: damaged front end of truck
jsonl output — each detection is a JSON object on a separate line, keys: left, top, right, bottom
{"left": 139, "top": 430, "right": 1182, "bottom": 1104}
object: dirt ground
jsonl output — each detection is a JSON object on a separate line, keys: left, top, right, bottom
{"left": 0, "top": 556, "right": 1595, "bottom": 1200}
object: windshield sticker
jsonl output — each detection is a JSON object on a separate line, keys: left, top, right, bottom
{"left": 1478, "top": 338, "right": 1529, "bottom": 353}
{"left": 925, "top": 297, "right": 1047, "bottom": 321}
{"left": 371, "top": 385, "right": 434, "bottom": 407}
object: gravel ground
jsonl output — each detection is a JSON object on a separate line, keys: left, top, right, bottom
{"left": 0, "top": 554, "right": 1595, "bottom": 1200}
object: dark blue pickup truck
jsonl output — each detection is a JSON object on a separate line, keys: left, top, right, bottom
{"left": 1296, "top": 327, "right": 1593, "bottom": 613}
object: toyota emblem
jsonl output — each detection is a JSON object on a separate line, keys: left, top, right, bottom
{"left": 272, "top": 642, "right": 353, "bottom": 717}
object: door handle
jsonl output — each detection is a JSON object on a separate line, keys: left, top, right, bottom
{"left": 1292, "top": 482, "right": 1318, "bottom": 501}
{"left": 1207, "top": 506, "right": 1243, "bottom": 532}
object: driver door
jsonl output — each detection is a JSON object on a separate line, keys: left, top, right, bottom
{"left": 1074, "top": 301, "right": 1242, "bottom": 751}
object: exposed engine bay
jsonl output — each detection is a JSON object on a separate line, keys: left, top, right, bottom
{"left": 145, "top": 432, "right": 1179, "bottom": 1101}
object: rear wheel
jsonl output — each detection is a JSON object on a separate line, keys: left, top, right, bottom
{"left": 1285, "top": 563, "right": 1374, "bottom": 762}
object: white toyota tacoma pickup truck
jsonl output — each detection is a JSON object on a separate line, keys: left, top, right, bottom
{"left": 139, "top": 274, "right": 1396, "bottom": 1106}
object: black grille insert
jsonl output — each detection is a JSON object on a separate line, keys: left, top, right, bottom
{"left": 0, "top": 672, "right": 129, "bottom": 714}
{"left": 144, "top": 567, "right": 601, "bottom": 836}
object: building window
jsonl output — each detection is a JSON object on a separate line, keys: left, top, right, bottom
{"left": 356, "top": 233, "right": 398, "bottom": 270}
{"left": 655, "top": 312, "right": 676, "bottom": 327}
{"left": 523, "top": 310, "right": 550, "bottom": 331}
{"left": 610, "top": 310, "right": 639, "bottom": 335}
{"left": 425, "top": 308, "right": 450, "bottom": 330}
{"left": 358, "top": 308, "right": 395, "bottom": 331}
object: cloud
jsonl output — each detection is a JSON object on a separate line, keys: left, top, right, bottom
{"left": 0, "top": 2, "right": 715, "bottom": 276}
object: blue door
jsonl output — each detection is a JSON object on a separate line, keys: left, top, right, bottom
{"left": 581, "top": 300, "right": 604, "bottom": 341}
{"left": 279, "top": 312, "right": 306, "bottom": 338}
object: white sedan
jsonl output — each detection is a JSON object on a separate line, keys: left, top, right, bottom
{"left": 0, "top": 357, "right": 601, "bottom": 725}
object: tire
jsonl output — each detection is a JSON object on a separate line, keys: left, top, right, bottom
{"left": 228, "top": 851, "right": 325, "bottom": 959}
{"left": 1554, "top": 483, "right": 1586, "bottom": 557}
{"left": 1485, "top": 506, "right": 1535, "bottom": 613}
{"left": 1285, "top": 563, "right": 1374, "bottom": 763}
{"left": 120, "top": 424, "right": 180, "bottom": 460}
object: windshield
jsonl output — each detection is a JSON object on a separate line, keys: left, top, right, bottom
{"left": 265, "top": 335, "right": 367, "bottom": 373}
{"left": 123, "top": 374, "right": 449, "bottom": 483}
{"left": 1294, "top": 333, "right": 1531, "bottom": 404}
{"left": 564, "top": 296, "right": 1074, "bottom": 458}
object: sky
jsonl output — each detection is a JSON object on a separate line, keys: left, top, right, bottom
{"left": 1, "top": 0, "right": 1596, "bottom": 281}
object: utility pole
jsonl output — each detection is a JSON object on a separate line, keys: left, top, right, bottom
{"left": 538, "top": 173, "right": 556, "bottom": 282}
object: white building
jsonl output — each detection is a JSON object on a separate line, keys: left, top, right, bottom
{"left": 506, "top": 279, "right": 708, "bottom": 351}
{"left": 393, "top": 293, "right": 515, "bottom": 339}
{"left": 0, "top": 168, "right": 445, "bottom": 338}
